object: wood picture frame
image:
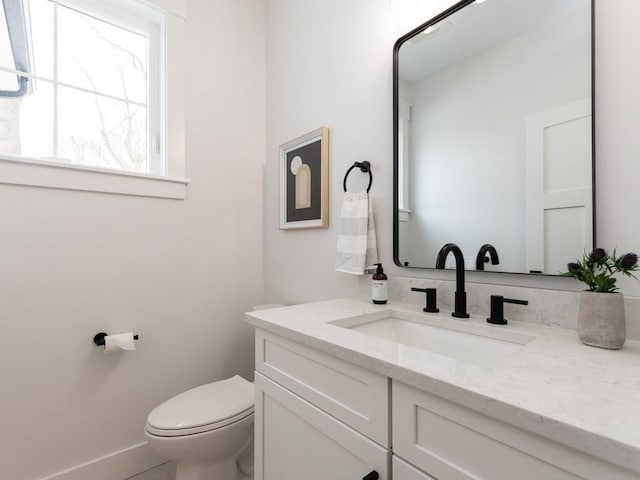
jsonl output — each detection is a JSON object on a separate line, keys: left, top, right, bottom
{"left": 279, "top": 127, "right": 329, "bottom": 229}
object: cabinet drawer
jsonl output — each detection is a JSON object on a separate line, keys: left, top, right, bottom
{"left": 255, "top": 329, "right": 389, "bottom": 446}
{"left": 393, "top": 381, "right": 637, "bottom": 480}
{"left": 255, "top": 372, "right": 390, "bottom": 480}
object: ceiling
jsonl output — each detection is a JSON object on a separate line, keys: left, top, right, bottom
{"left": 399, "top": 0, "right": 590, "bottom": 83}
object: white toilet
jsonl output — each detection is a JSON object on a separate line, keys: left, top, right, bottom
{"left": 145, "top": 375, "right": 255, "bottom": 480}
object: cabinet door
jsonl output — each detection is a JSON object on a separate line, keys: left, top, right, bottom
{"left": 393, "top": 455, "right": 437, "bottom": 480}
{"left": 255, "top": 372, "right": 390, "bottom": 480}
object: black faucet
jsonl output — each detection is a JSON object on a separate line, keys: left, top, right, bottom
{"left": 435, "top": 243, "right": 469, "bottom": 318}
{"left": 475, "top": 244, "right": 499, "bottom": 271}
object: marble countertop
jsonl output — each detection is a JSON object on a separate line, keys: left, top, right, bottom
{"left": 245, "top": 297, "right": 640, "bottom": 474}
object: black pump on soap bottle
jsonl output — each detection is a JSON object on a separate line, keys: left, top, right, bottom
{"left": 372, "top": 263, "right": 388, "bottom": 305}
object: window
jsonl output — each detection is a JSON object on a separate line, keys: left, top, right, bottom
{"left": 0, "top": 0, "right": 31, "bottom": 96}
{"left": 0, "top": 0, "right": 187, "bottom": 198}
{"left": 398, "top": 99, "right": 411, "bottom": 222}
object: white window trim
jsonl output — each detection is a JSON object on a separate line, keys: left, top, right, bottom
{"left": 398, "top": 99, "right": 411, "bottom": 219}
{"left": 398, "top": 208, "right": 412, "bottom": 223}
{"left": 0, "top": 154, "right": 188, "bottom": 198}
{"left": 0, "top": 0, "right": 189, "bottom": 199}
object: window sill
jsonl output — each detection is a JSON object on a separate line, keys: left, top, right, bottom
{"left": 0, "top": 155, "right": 189, "bottom": 199}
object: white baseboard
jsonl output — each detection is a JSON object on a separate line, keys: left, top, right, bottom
{"left": 40, "top": 442, "right": 165, "bottom": 480}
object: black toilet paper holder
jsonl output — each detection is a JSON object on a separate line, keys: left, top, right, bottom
{"left": 93, "top": 332, "right": 139, "bottom": 346}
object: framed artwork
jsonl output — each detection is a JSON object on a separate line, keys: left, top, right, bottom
{"left": 279, "top": 127, "right": 329, "bottom": 229}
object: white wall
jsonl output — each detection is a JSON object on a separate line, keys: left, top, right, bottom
{"left": 0, "top": 0, "right": 265, "bottom": 478}
{"left": 264, "top": 0, "right": 640, "bottom": 302}
{"left": 265, "top": 0, "right": 404, "bottom": 303}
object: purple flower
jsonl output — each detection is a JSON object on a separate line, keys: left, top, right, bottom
{"left": 567, "top": 262, "right": 580, "bottom": 272}
{"left": 590, "top": 248, "right": 606, "bottom": 262}
{"left": 620, "top": 253, "right": 638, "bottom": 270}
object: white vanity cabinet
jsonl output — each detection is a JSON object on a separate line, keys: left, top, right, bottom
{"left": 252, "top": 328, "right": 639, "bottom": 480}
{"left": 254, "top": 330, "right": 391, "bottom": 480}
{"left": 247, "top": 299, "right": 640, "bottom": 479}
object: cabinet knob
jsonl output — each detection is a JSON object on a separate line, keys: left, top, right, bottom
{"left": 362, "top": 471, "right": 379, "bottom": 480}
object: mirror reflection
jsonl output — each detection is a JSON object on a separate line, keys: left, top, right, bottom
{"left": 394, "top": 0, "right": 593, "bottom": 275}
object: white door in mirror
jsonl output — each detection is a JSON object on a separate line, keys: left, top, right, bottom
{"left": 525, "top": 97, "right": 593, "bottom": 274}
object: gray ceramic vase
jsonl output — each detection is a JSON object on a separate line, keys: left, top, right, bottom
{"left": 577, "top": 291, "right": 626, "bottom": 349}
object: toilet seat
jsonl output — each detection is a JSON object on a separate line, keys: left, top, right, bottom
{"left": 146, "top": 375, "right": 254, "bottom": 437}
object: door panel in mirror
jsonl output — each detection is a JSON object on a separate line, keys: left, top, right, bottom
{"left": 393, "top": 0, "right": 594, "bottom": 275}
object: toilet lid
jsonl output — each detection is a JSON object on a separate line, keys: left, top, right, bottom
{"left": 146, "top": 375, "right": 254, "bottom": 436}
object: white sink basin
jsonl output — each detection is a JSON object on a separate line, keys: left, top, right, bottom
{"left": 333, "top": 311, "right": 536, "bottom": 366}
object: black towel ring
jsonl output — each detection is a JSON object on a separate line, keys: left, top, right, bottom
{"left": 343, "top": 161, "right": 372, "bottom": 193}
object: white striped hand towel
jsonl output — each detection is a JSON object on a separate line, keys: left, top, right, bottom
{"left": 335, "top": 191, "right": 379, "bottom": 275}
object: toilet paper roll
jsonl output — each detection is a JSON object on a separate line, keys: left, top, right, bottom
{"left": 104, "top": 332, "right": 136, "bottom": 353}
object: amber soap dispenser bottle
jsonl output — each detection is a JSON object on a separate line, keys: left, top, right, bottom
{"left": 372, "top": 263, "right": 388, "bottom": 304}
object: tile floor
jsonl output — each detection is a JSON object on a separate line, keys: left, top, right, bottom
{"left": 125, "top": 462, "right": 175, "bottom": 480}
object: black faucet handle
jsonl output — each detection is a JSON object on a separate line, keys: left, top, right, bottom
{"left": 487, "top": 295, "right": 528, "bottom": 325}
{"left": 411, "top": 287, "right": 439, "bottom": 313}
{"left": 504, "top": 297, "right": 529, "bottom": 306}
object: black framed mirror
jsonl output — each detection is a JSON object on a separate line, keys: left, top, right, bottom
{"left": 393, "top": 0, "right": 594, "bottom": 275}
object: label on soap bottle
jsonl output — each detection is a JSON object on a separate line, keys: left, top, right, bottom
{"left": 372, "top": 280, "right": 388, "bottom": 304}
